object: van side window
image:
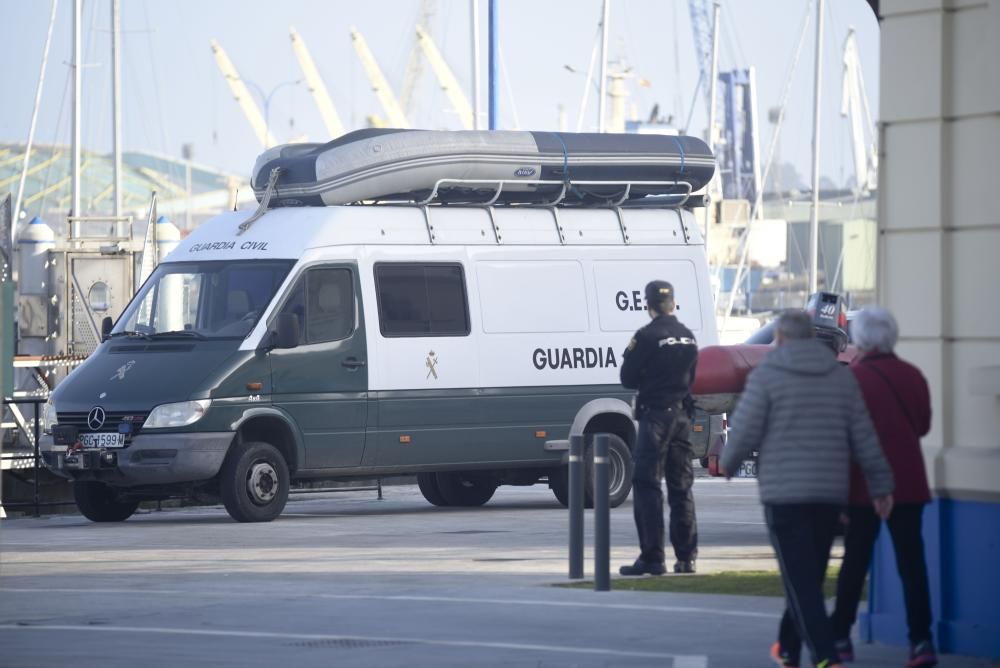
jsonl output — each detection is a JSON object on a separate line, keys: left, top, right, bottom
{"left": 279, "top": 267, "right": 354, "bottom": 344}
{"left": 375, "top": 263, "right": 470, "bottom": 337}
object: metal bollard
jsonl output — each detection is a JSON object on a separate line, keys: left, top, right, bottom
{"left": 568, "top": 434, "right": 584, "bottom": 579}
{"left": 593, "top": 433, "right": 610, "bottom": 592}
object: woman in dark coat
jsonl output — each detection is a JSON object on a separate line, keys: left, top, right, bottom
{"left": 831, "top": 306, "right": 937, "bottom": 667}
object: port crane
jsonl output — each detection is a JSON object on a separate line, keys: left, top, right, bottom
{"left": 841, "top": 28, "right": 877, "bottom": 193}
{"left": 415, "top": 26, "right": 474, "bottom": 130}
{"left": 289, "top": 27, "right": 347, "bottom": 139}
{"left": 210, "top": 40, "right": 277, "bottom": 148}
{"left": 350, "top": 28, "right": 410, "bottom": 128}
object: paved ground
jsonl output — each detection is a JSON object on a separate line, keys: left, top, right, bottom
{"left": 0, "top": 478, "right": 993, "bottom": 667}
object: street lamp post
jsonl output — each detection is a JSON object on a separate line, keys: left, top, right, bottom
{"left": 243, "top": 79, "right": 303, "bottom": 145}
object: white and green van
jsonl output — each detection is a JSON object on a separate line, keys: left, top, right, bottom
{"left": 41, "top": 202, "right": 718, "bottom": 522}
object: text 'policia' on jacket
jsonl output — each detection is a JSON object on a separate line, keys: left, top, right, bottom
{"left": 39, "top": 130, "right": 719, "bottom": 523}
{"left": 620, "top": 314, "right": 698, "bottom": 414}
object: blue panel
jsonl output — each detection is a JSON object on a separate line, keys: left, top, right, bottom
{"left": 862, "top": 498, "right": 1000, "bottom": 660}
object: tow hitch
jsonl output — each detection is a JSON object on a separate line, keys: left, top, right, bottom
{"left": 63, "top": 445, "right": 118, "bottom": 470}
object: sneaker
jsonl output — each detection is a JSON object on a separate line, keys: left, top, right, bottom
{"left": 673, "top": 560, "right": 696, "bottom": 574}
{"left": 906, "top": 640, "right": 938, "bottom": 667}
{"left": 834, "top": 638, "right": 855, "bottom": 662}
{"left": 769, "top": 641, "right": 800, "bottom": 667}
{"left": 815, "top": 661, "right": 843, "bottom": 668}
{"left": 618, "top": 559, "right": 665, "bottom": 576}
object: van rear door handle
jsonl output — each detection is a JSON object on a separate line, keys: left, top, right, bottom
{"left": 342, "top": 357, "right": 366, "bottom": 369}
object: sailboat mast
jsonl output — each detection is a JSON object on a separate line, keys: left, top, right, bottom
{"left": 471, "top": 0, "right": 481, "bottom": 130}
{"left": 12, "top": 0, "right": 58, "bottom": 234}
{"left": 71, "top": 0, "right": 82, "bottom": 218}
{"left": 112, "top": 0, "right": 123, "bottom": 218}
{"left": 706, "top": 1, "right": 721, "bottom": 260}
{"left": 808, "top": 0, "right": 825, "bottom": 294}
{"left": 488, "top": 0, "right": 498, "bottom": 129}
{"left": 597, "top": 0, "right": 610, "bottom": 132}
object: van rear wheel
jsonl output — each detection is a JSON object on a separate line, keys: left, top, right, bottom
{"left": 417, "top": 472, "right": 449, "bottom": 506}
{"left": 73, "top": 481, "right": 139, "bottom": 522}
{"left": 435, "top": 471, "right": 497, "bottom": 506}
{"left": 549, "top": 434, "right": 633, "bottom": 509}
{"left": 220, "top": 441, "right": 289, "bottom": 522}
{"left": 599, "top": 434, "right": 633, "bottom": 509}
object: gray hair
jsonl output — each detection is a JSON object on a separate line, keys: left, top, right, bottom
{"left": 776, "top": 310, "right": 815, "bottom": 340}
{"left": 852, "top": 306, "right": 899, "bottom": 353}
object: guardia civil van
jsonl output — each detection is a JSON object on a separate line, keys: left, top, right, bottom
{"left": 40, "top": 129, "right": 719, "bottom": 522}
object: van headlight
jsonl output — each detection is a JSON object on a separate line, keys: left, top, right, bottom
{"left": 42, "top": 398, "right": 58, "bottom": 434}
{"left": 144, "top": 400, "right": 211, "bottom": 429}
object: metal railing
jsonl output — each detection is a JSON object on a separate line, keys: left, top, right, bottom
{"left": 412, "top": 177, "right": 696, "bottom": 208}
{"left": 1, "top": 396, "right": 76, "bottom": 517}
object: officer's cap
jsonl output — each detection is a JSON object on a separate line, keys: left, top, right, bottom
{"left": 644, "top": 280, "right": 674, "bottom": 304}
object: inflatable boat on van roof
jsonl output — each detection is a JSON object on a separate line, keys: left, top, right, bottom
{"left": 251, "top": 129, "right": 715, "bottom": 208}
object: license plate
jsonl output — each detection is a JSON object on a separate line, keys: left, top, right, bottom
{"left": 79, "top": 432, "right": 126, "bottom": 449}
{"left": 736, "top": 458, "right": 758, "bottom": 478}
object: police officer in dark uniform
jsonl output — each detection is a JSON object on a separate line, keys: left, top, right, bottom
{"left": 619, "top": 280, "right": 700, "bottom": 575}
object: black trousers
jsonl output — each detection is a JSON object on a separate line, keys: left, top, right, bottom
{"left": 831, "top": 503, "right": 933, "bottom": 644}
{"left": 765, "top": 503, "right": 840, "bottom": 667}
{"left": 631, "top": 407, "right": 697, "bottom": 564}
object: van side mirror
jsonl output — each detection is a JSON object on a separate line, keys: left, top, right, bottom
{"left": 270, "top": 312, "right": 300, "bottom": 350}
{"left": 101, "top": 316, "right": 113, "bottom": 341}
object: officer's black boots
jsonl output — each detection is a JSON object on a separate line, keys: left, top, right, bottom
{"left": 618, "top": 559, "right": 666, "bottom": 576}
{"left": 673, "top": 560, "right": 696, "bottom": 574}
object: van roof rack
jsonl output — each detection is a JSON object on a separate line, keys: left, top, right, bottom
{"left": 371, "top": 177, "right": 700, "bottom": 209}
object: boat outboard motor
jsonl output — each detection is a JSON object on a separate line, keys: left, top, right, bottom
{"left": 805, "top": 291, "right": 849, "bottom": 353}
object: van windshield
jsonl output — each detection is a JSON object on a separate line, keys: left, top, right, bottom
{"left": 112, "top": 260, "right": 295, "bottom": 340}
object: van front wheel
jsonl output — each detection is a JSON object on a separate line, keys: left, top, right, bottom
{"left": 220, "top": 441, "right": 290, "bottom": 522}
{"left": 74, "top": 481, "right": 139, "bottom": 522}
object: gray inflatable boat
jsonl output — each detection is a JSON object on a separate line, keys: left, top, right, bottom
{"left": 251, "top": 129, "right": 715, "bottom": 207}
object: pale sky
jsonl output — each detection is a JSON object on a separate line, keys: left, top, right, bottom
{"left": 2, "top": 0, "right": 880, "bottom": 185}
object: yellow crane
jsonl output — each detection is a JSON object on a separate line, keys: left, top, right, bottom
{"left": 289, "top": 27, "right": 347, "bottom": 139}
{"left": 210, "top": 39, "right": 277, "bottom": 148}
{"left": 349, "top": 27, "right": 410, "bottom": 128}
{"left": 415, "top": 26, "right": 474, "bottom": 130}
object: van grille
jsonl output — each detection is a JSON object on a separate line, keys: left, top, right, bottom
{"left": 57, "top": 412, "right": 148, "bottom": 434}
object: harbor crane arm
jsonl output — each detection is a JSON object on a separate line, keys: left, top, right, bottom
{"left": 399, "top": 0, "right": 436, "bottom": 115}
{"left": 415, "top": 26, "right": 474, "bottom": 130}
{"left": 349, "top": 28, "right": 410, "bottom": 128}
{"left": 210, "top": 40, "right": 277, "bottom": 148}
{"left": 841, "top": 28, "right": 877, "bottom": 192}
{"left": 688, "top": 0, "right": 714, "bottom": 115}
{"left": 289, "top": 27, "right": 347, "bottom": 139}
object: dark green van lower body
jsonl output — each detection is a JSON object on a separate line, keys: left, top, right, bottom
{"left": 40, "top": 386, "right": 718, "bottom": 523}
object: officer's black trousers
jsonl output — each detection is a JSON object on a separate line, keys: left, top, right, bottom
{"left": 631, "top": 407, "right": 697, "bottom": 564}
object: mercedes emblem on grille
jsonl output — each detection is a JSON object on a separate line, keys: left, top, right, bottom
{"left": 87, "top": 406, "right": 107, "bottom": 431}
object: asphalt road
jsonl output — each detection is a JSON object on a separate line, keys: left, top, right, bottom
{"left": 0, "top": 478, "right": 992, "bottom": 667}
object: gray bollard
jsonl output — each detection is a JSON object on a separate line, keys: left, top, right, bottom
{"left": 593, "top": 433, "right": 610, "bottom": 592}
{"left": 568, "top": 434, "right": 584, "bottom": 579}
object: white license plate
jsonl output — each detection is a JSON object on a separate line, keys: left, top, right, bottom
{"left": 736, "top": 459, "right": 758, "bottom": 478}
{"left": 79, "top": 432, "right": 126, "bottom": 449}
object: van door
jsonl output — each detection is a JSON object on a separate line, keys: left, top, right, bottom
{"left": 269, "top": 263, "right": 368, "bottom": 469}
